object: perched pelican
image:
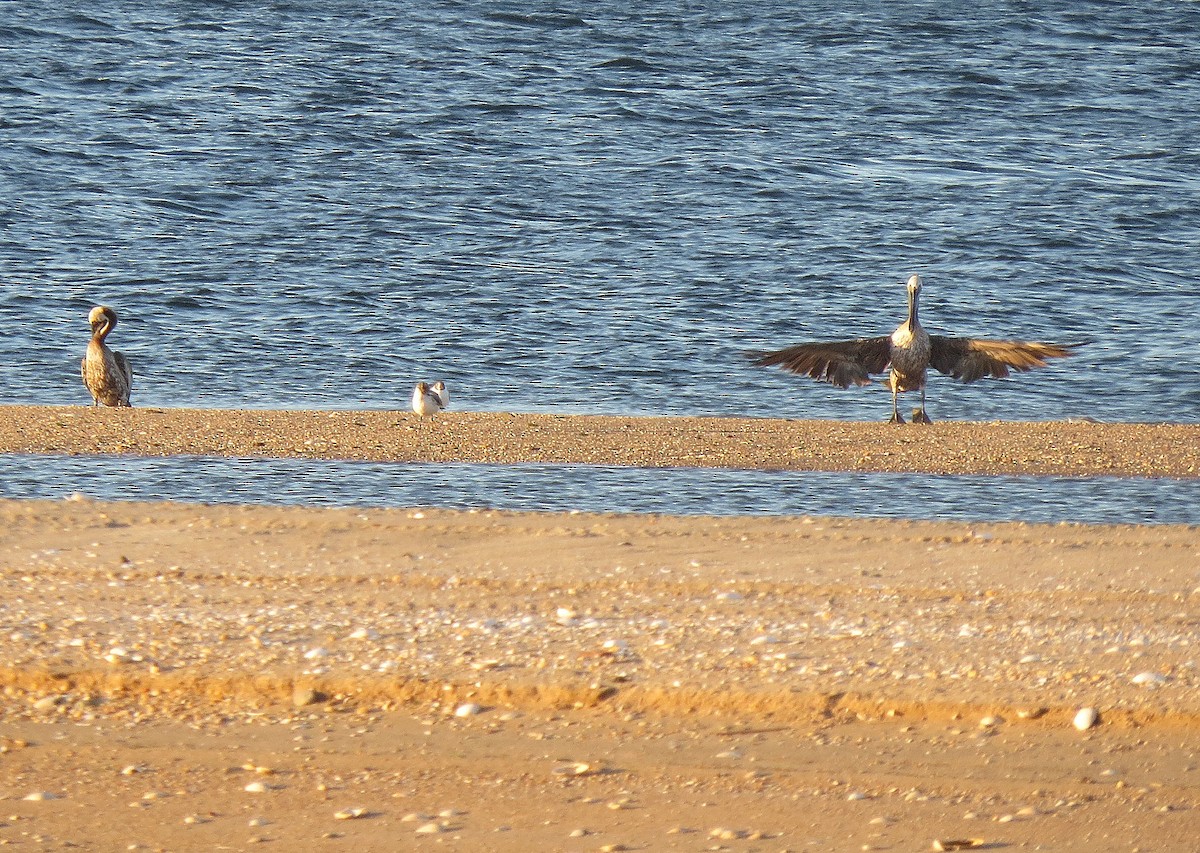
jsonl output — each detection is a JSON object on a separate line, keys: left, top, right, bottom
{"left": 430, "top": 380, "right": 449, "bottom": 409}
{"left": 80, "top": 305, "right": 133, "bottom": 407}
{"left": 748, "top": 275, "right": 1078, "bottom": 423}
{"left": 411, "top": 381, "right": 443, "bottom": 416}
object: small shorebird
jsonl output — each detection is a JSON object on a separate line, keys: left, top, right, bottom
{"left": 430, "top": 380, "right": 449, "bottom": 409}
{"left": 81, "top": 305, "right": 133, "bottom": 407}
{"left": 412, "top": 381, "right": 443, "bottom": 416}
{"left": 749, "top": 274, "right": 1078, "bottom": 423}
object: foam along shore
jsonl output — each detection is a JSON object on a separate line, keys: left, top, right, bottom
{"left": 1, "top": 405, "right": 1198, "bottom": 477}
{"left": 0, "top": 498, "right": 1197, "bottom": 850}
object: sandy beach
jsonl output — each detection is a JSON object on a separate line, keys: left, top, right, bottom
{"left": 0, "top": 487, "right": 1197, "bottom": 851}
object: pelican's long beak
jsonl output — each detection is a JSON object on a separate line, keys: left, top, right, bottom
{"left": 906, "top": 274, "right": 921, "bottom": 323}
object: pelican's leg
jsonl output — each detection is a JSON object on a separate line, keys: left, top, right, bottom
{"left": 913, "top": 386, "right": 932, "bottom": 424}
{"left": 888, "top": 386, "right": 905, "bottom": 424}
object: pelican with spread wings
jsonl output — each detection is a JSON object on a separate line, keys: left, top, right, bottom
{"left": 749, "top": 275, "right": 1078, "bottom": 423}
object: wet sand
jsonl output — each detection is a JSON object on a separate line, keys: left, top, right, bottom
{"left": 1, "top": 497, "right": 1197, "bottom": 851}
{"left": 2, "top": 404, "right": 1199, "bottom": 477}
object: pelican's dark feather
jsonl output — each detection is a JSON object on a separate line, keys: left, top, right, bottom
{"left": 929, "top": 337, "right": 1077, "bottom": 382}
{"left": 748, "top": 336, "right": 891, "bottom": 388}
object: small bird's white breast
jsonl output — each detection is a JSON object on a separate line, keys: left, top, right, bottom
{"left": 411, "top": 383, "right": 442, "bottom": 416}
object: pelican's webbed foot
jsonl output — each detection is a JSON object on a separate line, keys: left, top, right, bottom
{"left": 912, "top": 407, "right": 932, "bottom": 424}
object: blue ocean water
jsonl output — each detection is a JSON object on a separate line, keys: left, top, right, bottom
{"left": 5, "top": 454, "right": 1200, "bottom": 526}
{"left": 2, "top": 3, "right": 1198, "bottom": 520}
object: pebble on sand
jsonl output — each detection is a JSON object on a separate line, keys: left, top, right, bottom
{"left": 292, "top": 687, "right": 322, "bottom": 708}
{"left": 1073, "top": 707, "right": 1099, "bottom": 731}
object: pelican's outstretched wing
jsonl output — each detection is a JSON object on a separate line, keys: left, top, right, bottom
{"left": 929, "top": 337, "right": 1077, "bottom": 383}
{"left": 748, "top": 336, "right": 892, "bottom": 388}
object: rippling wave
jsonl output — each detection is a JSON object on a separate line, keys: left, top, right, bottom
{"left": 2, "top": 2, "right": 1198, "bottom": 425}
{"left": 6, "top": 454, "right": 1200, "bottom": 526}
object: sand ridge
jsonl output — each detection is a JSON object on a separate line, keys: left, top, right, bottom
{"left": 1, "top": 404, "right": 1198, "bottom": 477}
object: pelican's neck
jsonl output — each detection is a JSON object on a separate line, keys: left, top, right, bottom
{"left": 92, "top": 318, "right": 113, "bottom": 343}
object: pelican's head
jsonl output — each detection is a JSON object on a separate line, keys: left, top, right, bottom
{"left": 88, "top": 305, "right": 118, "bottom": 334}
{"left": 905, "top": 274, "right": 922, "bottom": 298}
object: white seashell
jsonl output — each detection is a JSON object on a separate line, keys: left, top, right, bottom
{"left": 454, "top": 702, "right": 482, "bottom": 717}
{"left": 979, "top": 715, "right": 1003, "bottom": 728}
{"left": 334, "top": 808, "right": 367, "bottom": 820}
{"left": 244, "top": 781, "right": 270, "bottom": 793}
{"left": 23, "top": 791, "right": 59, "bottom": 801}
{"left": 715, "top": 591, "right": 743, "bottom": 602}
{"left": 710, "top": 827, "right": 747, "bottom": 840}
{"left": 303, "top": 647, "right": 328, "bottom": 660}
{"left": 1073, "top": 707, "right": 1099, "bottom": 731}
{"left": 415, "top": 822, "right": 444, "bottom": 834}
{"left": 1131, "top": 671, "right": 1167, "bottom": 685}
{"left": 846, "top": 791, "right": 868, "bottom": 801}
{"left": 553, "top": 762, "right": 595, "bottom": 776}
{"left": 347, "top": 627, "right": 378, "bottom": 641}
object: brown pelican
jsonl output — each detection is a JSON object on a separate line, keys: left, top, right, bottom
{"left": 749, "top": 274, "right": 1078, "bottom": 423}
{"left": 80, "top": 305, "right": 133, "bottom": 407}
{"left": 430, "top": 380, "right": 450, "bottom": 409}
{"left": 411, "top": 381, "right": 443, "bottom": 416}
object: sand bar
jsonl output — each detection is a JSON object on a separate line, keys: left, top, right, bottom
{"left": 2, "top": 405, "right": 1199, "bottom": 477}
{"left": 0, "top": 498, "right": 1197, "bottom": 850}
